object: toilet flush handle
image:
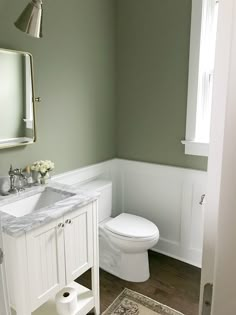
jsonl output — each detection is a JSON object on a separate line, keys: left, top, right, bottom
{"left": 199, "top": 194, "right": 206, "bottom": 205}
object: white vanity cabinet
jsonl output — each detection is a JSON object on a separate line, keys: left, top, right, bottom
{"left": 26, "top": 217, "right": 66, "bottom": 311}
{"left": 64, "top": 204, "right": 94, "bottom": 283}
{"left": 3, "top": 200, "right": 99, "bottom": 315}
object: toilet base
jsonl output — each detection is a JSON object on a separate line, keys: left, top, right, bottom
{"left": 99, "top": 232, "right": 150, "bottom": 282}
{"left": 99, "top": 221, "right": 154, "bottom": 282}
{"left": 119, "top": 251, "right": 150, "bottom": 282}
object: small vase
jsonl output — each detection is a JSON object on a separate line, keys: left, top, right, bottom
{"left": 32, "top": 170, "right": 40, "bottom": 185}
{"left": 40, "top": 172, "right": 49, "bottom": 185}
{"left": 40, "top": 177, "right": 47, "bottom": 185}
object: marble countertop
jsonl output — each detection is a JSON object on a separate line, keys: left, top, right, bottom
{"left": 0, "top": 182, "right": 99, "bottom": 237}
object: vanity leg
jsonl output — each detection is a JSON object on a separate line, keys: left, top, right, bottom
{"left": 92, "top": 266, "right": 100, "bottom": 315}
{"left": 92, "top": 201, "right": 100, "bottom": 315}
{"left": 15, "top": 308, "right": 31, "bottom": 315}
{"left": 14, "top": 281, "right": 32, "bottom": 315}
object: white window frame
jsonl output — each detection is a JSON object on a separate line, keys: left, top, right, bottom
{"left": 182, "top": 0, "right": 218, "bottom": 157}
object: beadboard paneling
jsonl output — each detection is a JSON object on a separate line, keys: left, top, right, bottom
{"left": 114, "top": 159, "right": 207, "bottom": 267}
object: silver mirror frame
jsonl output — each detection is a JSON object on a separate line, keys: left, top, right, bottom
{"left": 0, "top": 48, "right": 37, "bottom": 150}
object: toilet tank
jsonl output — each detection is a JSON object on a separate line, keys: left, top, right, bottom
{"left": 78, "top": 179, "right": 112, "bottom": 223}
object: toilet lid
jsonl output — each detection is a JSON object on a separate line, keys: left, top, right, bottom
{"left": 104, "top": 213, "right": 159, "bottom": 239}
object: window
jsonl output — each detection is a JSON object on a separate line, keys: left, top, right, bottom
{"left": 182, "top": 0, "right": 219, "bottom": 156}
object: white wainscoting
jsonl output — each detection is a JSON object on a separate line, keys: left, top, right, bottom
{"left": 53, "top": 160, "right": 118, "bottom": 214}
{"left": 53, "top": 159, "right": 207, "bottom": 267}
{"left": 113, "top": 159, "right": 207, "bottom": 267}
{"left": 53, "top": 160, "right": 114, "bottom": 185}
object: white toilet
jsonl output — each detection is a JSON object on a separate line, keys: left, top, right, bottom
{"left": 79, "top": 179, "right": 159, "bottom": 282}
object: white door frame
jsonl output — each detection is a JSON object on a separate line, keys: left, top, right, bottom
{"left": 200, "top": 0, "right": 236, "bottom": 314}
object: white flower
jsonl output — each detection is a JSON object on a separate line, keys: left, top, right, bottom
{"left": 40, "top": 166, "right": 47, "bottom": 174}
{"left": 31, "top": 160, "right": 55, "bottom": 174}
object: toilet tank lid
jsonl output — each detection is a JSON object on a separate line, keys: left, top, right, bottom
{"left": 77, "top": 179, "right": 112, "bottom": 192}
{"left": 105, "top": 213, "right": 159, "bottom": 239}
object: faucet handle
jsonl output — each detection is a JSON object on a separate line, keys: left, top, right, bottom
{"left": 9, "top": 164, "right": 14, "bottom": 176}
{"left": 12, "top": 168, "right": 21, "bottom": 176}
{"left": 8, "top": 165, "right": 18, "bottom": 194}
{"left": 19, "top": 169, "right": 27, "bottom": 180}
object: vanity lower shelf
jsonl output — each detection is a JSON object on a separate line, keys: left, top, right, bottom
{"left": 32, "top": 282, "right": 94, "bottom": 315}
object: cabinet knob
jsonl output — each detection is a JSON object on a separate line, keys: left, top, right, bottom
{"left": 58, "top": 223, "right": 64, "bottom": 229}
{"left": 65, "top": 219, "right": 72, "bottom": 224}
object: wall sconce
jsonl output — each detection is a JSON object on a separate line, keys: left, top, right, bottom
{"left": 15, "top": 0, "right": 43, "bottom": 38}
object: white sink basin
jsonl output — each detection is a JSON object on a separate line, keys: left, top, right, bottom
{"left": 0, "top": 187, "right": 73, "bottom": 218}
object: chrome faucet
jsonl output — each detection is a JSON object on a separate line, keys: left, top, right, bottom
{"left": 8, "top": 165, "right": 27, "bottom": 194}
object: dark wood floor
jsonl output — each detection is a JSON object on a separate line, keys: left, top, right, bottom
{"left": 77, "top": 251, "right": 201, "bottom": 315}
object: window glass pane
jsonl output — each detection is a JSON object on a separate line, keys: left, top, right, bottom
{"left": 195, "top": 0, "right": 219, "bottom": 142}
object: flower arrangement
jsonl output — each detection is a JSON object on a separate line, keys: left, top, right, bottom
{"left": 31, "top": 160, "right": 55, "bottom": 179}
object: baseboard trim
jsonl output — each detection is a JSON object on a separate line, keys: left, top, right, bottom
{"left": 150, "top": 248, "right": 202, "bottom": 268}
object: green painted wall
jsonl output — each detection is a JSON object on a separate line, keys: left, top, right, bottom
{"left": 116, "top": 0, "right": 208, "bottom": 170}
{"left": 0, "top": 0, "right": 116, "bottom": 175}
{"left": 0, "top": 0, "right": 207, "bottom": 177}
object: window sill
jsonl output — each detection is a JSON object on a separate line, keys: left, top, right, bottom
{"left": 181, "top": 140, "right": 209, "bottom": 157}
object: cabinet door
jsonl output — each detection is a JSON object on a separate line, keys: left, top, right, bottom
{"left": 64, "top": 204, "right": 94, "bottom": 283}
{"left": 26, "top": 219, "right": 66, "bottom": 311}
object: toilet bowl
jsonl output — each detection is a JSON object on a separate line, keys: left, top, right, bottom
{"left": 100, "top": 213, "right": 159, "bottom": 282}
{"left": 78, "top": 179, "right": 160, "bottom": 282}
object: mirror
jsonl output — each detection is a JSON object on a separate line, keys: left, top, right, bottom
{"left": 0, "top": 48, "right": 36, "bottom": 149}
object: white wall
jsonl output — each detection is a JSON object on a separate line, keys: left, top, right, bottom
{"left": 54, "top": 158, "right": 207, "bottom": 267}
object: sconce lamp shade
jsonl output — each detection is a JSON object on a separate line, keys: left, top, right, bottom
{"left": 15, "top": 0, "right": 43, "bottom": 38}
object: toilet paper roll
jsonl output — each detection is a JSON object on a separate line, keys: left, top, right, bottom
{"left": 55, "top": 287, "right": 78, "bottom": 315}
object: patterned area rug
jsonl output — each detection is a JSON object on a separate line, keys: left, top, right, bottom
{"left": 102, "top": 288, "right": 184, "bottom": 315}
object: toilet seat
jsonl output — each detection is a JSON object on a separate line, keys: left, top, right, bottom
{"left": 104, "top": 213, "right": 159, "bottom": 240}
